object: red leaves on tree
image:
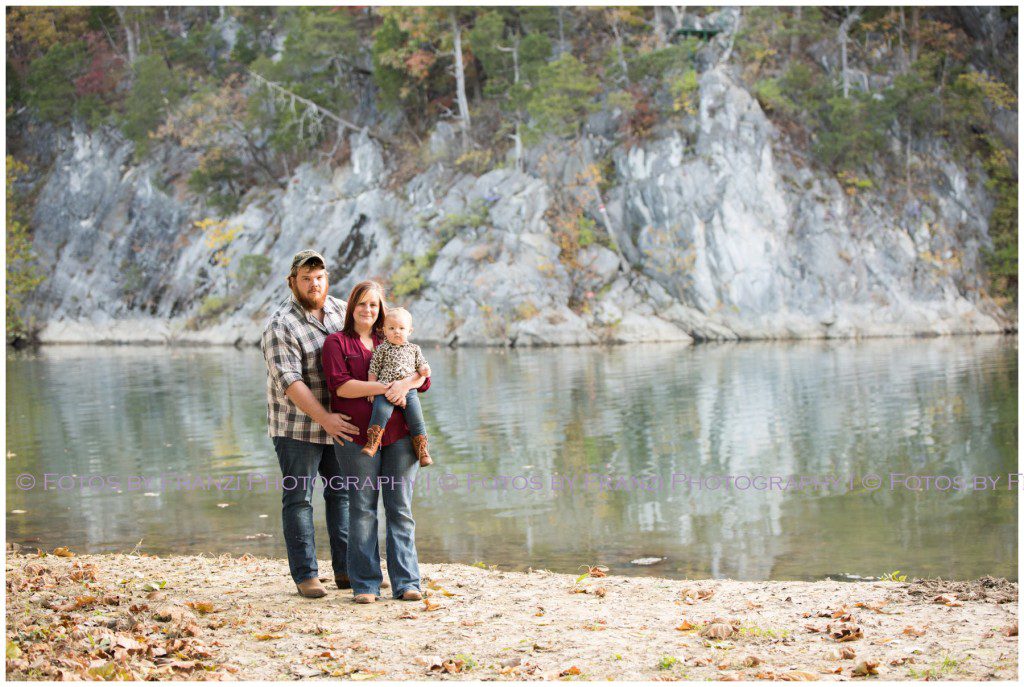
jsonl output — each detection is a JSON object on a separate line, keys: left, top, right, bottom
{"left": 73, "top": 32, "right": 124, "bottom": 99}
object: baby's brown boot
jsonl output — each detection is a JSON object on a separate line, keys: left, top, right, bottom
{"left": 361, "top": 425, "right": 384, "bottom": 456}
{"left": 411, "top": 435, "right": 432, "bottom": 467}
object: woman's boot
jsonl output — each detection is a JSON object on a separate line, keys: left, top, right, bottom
{"left": 411, "top": 435, "right": 433, "bottom": 467}
{"left": 361, "top": 425, "right": 384, "bottom": 456}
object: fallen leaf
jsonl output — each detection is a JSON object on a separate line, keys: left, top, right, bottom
{"left": 398, "top": 611, "right": 418, "bottom": 620}
{"left": 560, "top": 666, "right": 581, "bottom": 676}
{"left": 595, "top": 586, "right": 607, "bottom": 597}
{"left": 414, "top": 655, "right": 443, "bottom": 669}
{"left": 1003, "top": 623, "right": 1018, "bottom": 637}
{"left": 701, "top": 618, "right": 735, "bottom": 639}
{"left": 676, "top": 620, "right": 697, "bottom": 631}
{"left": 780, "top": 670, "right": 818, "bottom": 681}
{"left": 441, "top": 659, "right": 464, "bottom": 674}
{"left": 52, "top": 547, "right": 74, "bottom": 557}
{"left": 425, "top": 580, "right": 459, "bottom": 597}
{"left": 743, "top": 656, "right": 763, "bottom": 667}
{"left": 185, "top": 601, "right": 216, "bottom": 615}
{"left": 349, "top": 670, "right": 381, "bottom": 680}
{"left": 422, "top": 598, "right": 440, "bottom": 612}
{"left": 830, "top": 624, "right": 863, "bottom": 642}
{"left": 720, "top": 671, "right": 744, "bottom": 680}
{"left": 851, "top": 660, "right": 879, "bottom": 677}
{"left": 254, "top": 633, "right": 284, "bottom": 641}
{"left": 290, "top": 664, "right": 321, "bottom": 678}
{"left": 902, "top": 626, "right": 925, "bottom": 637}
{"left": 854, "top": 601, "right": 893, "bottom": 614}
{"left": 933, "top": 594, "right": 962, "bottom": 607}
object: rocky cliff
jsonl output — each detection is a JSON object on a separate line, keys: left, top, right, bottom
{"left": 27, "top": 66, "right": 1011, "bottom": 346}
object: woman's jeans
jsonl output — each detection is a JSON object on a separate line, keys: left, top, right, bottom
{"left": 334, "top": 435, "right": 421, "bottom": 597}
{"left": 369, "top": 390, "right": 427, "bottom": 436}
{"left": 271, "top": 436, "right": 349, "bottom": 585}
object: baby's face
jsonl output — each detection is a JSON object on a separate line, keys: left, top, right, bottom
{"left": 383, "top": 315, "right": 412, "bottom": 345}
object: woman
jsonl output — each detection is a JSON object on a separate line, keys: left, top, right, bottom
{"left": 322, "top": 280, "right": 430, "bottom": 603}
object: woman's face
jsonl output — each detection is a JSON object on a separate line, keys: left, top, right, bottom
{"left": 354, "top": 290, "right": 380, "bottom": 330}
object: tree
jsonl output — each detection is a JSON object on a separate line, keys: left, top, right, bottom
{"left": 468, "top": 9, "right": 552, "bottom": 168}
{"left": 838, "top": 7, "right": 863, "bottom": 98}
{"left": 121, "top": 54, "right": 187, "bottom": 156}
{"left": 24, "top": 42, "right": 86, "bottom": 124}
{"left": 6, "top": 156, "right": 44, "bottom": 342}
{"left": 373, "top": 7, "right": 474, "bottom": 145}
{"left": 526, "top": 53, "right": 601, "bottom": 139}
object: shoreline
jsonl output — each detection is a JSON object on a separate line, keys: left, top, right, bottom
{"left": 6, "top": 552, "right": 1018, "bottom": 681}
{"left": 7, "top": 329, "right": 1018, "bottom": 351}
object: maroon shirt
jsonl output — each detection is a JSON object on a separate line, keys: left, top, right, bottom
{"left": 322, "top": 331, "right": 431, "bottom": 447}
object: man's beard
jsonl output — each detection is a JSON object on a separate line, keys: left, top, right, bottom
{"left": 292, "top": 284, "right": 328, "bottom": 311}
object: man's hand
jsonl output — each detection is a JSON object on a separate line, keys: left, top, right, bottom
{"left": 418, "top": 364, "right": 431, "bottom": 378}
{"left": 320, "top": 412, "right": 358, "bottom": 443}
{"left": 384, "top": 381, "right": 408, "bottom": 407}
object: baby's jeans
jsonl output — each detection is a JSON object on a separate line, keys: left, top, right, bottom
{"left": 369, "top": 389, "right": 427, "bottom": 437}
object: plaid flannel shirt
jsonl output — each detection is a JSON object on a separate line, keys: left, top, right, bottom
{"left": 261, "top": 294, "right": 347, "bottom": 444}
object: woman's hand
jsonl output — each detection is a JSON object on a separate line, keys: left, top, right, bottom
{"left": 384, "top": 380, "right": 409, "bottom": 407}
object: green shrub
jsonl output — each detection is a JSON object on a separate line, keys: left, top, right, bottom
{"left": 526, "top": 53, "right": 601, "bottom": 138}
{"left": 121, "top": 54, "right": 188, "bottom": 157}
{"left": 437, "top": 199, "right": 490, "bottom": 241}
{"left": 754, "top": 77, "right": 797, "bottom": 116}
{"left": 234, "top": 254, "right": 273, "bottom": 294}
{"left": 6, "top": 157, "right": 44, "bottom": 342}
{"left": 391, "top": 250, "right": 437, "bottom": 298}
{"left": 668, "top": 69, "right": 699, "bottom": 115}
{"left": 187, "top": 294, "right": 233, "bottom": 330}
{"left": 188, "top": 148, "right": 249, "bottom": 215}
{"left": 628, "top": 40, "right": 699, "bottom": 82}
{"left": 25, "top": 42, "right": 86, "bottom": 124}
{"left": 814, "top": 93, "right": 892, "bottom": 172}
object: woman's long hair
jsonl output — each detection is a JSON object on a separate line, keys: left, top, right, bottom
{"left": 342, "top": 280, "right": 387, "bottom": 336}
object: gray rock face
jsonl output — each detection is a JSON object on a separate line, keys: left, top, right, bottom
{"left": 26, "top": 68, "right": 1010, "bottom": 346}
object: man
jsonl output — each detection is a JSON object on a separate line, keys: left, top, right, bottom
{"left": 260, "top": 250, "right": 367, "bottom": 598}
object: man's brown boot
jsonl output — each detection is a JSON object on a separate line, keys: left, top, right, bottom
{"left": 296, "top": 577, "right": 327, "bottom": 598}
{"left": 361, "top": 425, "right": 384, "bottom": 456}
{"left": 411, "top": 435, "right": 432, "bottom": 467}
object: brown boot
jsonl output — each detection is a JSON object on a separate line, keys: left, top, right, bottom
{"left": 361, "top": 425, "right": 384, "bottom": 456}
{"left": 411, "top": 435, "right": 433, "bottom": 467}
{"left": 296, "top": 577, "right": 327, "bottom": 598}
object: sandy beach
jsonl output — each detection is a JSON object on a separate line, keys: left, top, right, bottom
{"left": 5, "top": 550, "right": 1018, "bottom": 681}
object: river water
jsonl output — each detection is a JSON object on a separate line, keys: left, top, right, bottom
{"left": 5, "top": 336, "right": 1017, "bottom": 581}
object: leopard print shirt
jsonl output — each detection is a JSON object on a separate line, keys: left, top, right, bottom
{"left": 367, "top": 340, "right": 429, "bottom": 385}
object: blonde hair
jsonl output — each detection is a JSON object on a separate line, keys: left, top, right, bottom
{"left": 385, "top": 307, "right": 413, "bottom": 326}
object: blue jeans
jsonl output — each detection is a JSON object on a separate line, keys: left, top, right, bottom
{"left": 369, "top": 390, "right": 426, "bottom": 437}
{"left": 334, "top": 436, "right": 421, "bottom": 598}
{"left": 272, "top": 436, "right": 351, "bottom": 585}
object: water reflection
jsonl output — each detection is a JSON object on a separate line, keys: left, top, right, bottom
{"left": 6, "top": 336, "right": 1017, "bottom": 581}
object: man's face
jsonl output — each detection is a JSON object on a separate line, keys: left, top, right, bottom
{"left": 289, "top": 266, "right": 328, "bottom": 311}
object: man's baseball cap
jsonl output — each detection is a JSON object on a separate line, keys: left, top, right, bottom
{"left": 290, "top": 249, "right": 326, "bottom": 274}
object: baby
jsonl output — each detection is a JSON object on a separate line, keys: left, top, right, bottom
{"left": 363, "top": 307, "right": 433, "bottom": 466}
